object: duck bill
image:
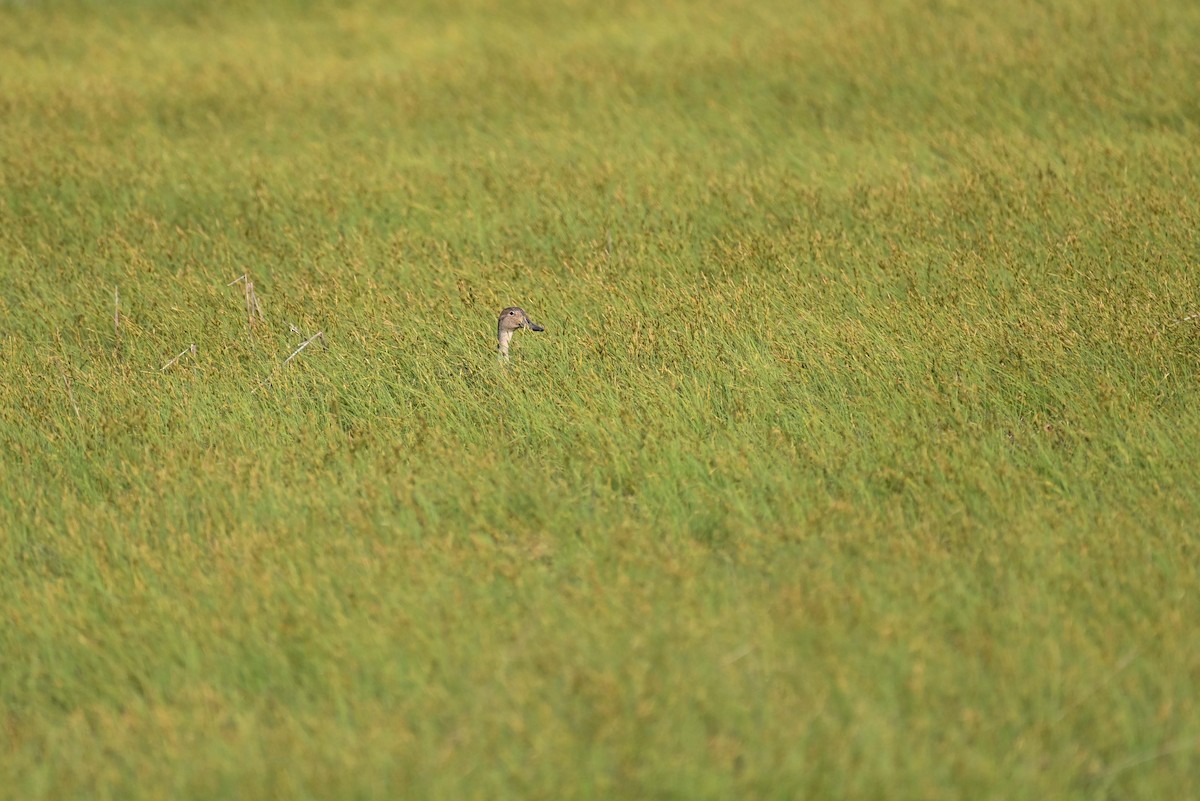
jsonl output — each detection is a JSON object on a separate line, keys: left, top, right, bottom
{"left": 525, "top": 318, "right": 545, "bottom": 332}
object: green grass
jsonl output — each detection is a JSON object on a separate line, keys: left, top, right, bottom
{"left": 2, "top": 0, "right": 1199, "bottom": 798}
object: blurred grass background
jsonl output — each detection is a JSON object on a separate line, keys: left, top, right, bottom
{"left": 1, "top": 0, "right": 1198, "bottom": 798}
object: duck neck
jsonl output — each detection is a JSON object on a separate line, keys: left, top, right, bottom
{"left": 498, "top": 329, "right": 513, "bottom": 359}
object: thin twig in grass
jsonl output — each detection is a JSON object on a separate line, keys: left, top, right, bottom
{"left": 53, "top": 328, "right": 82, "bottom": 424}
{"left": 721, "top": 643, "right": 755, "bottom": 666}
{"left": 282, "top": 331, "right": 326, "bottom": 367}
{"left": 227, "top": 272, "right": 265, "bottom": 327}
{"left": 1093, "top": 735, "right": 1200, "bottom": 798}
{"left": 160, "top": 343, "right": 198, "bottom": 371}
{"left": 60, "top": 368, "right": 82, "bottom": 424}
{"left": 252, "top": 330, "right": 328, "bottom": 394}
{"left": 1047, "top": 647, "right": 1140, "bottom": 727}
{"left": 251, "top": 285, "right": 264, "bottom": 321}
{"left": 1169, "top": 312, "right": 1200, "bottom": 326}
{"left": 113, "top": 286, "right": 120, "bottom": 340}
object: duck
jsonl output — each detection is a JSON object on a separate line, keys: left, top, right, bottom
{"left": 497, "top": 306, "right": 545, "bottom": 359}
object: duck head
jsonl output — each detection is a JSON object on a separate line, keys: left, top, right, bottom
{"left": 497, "top": 307, "right": 544, "bottom": 358}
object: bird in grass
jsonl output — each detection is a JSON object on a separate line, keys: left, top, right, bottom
{"left": 497, "top": 306, "right": 544, "bottom": 359}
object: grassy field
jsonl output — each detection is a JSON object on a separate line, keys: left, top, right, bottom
{"left": 2, "top": 0, "right": 1199, "bottom": 798}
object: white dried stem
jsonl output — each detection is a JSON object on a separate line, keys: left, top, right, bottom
{"left": 61, "top": 369, "right": 82, "bottom": 423}
{"left": 251, "top": 286, "right": 265, "bottom": 321}
{"left": 244, "top": 281, "right": 255, "bottom": 322}
{"left": 282, "top": 331, "right": 326, "bottom": 367}
{"left": 160, "top": 343, "right": 198, "bottom": 371}
{"left": 1096, "top": 736, "right": 1200, "bottom": 795}
{"left": 228, "top": 273, "right": 265, "bottom": 326}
